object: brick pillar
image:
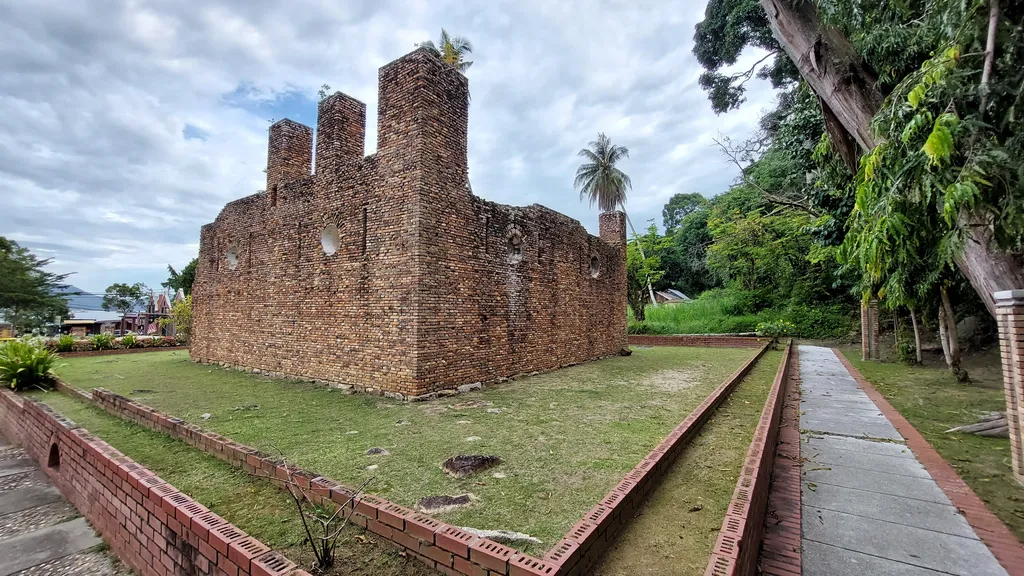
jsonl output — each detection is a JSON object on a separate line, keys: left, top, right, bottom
{"left": 869, "top": 299, "right": 881, "bottom": 360}
{"left": 861, "top": 302, "right": 870, "bottom": 361}
{"left": 995, "top": 290, "right": 1024, "bottom": 485}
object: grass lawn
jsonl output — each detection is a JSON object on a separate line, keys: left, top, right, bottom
{"left": 593, "top": 351, "right": 781, "bottom": 575}
{"left": 35, "top": 390, "right": 435, "bottom": 576}
{"left": 53, "top": 346, "right": 758, "bottom": 552}
{"left": 838, "top": 346, "right": 1024, "bottom": 542}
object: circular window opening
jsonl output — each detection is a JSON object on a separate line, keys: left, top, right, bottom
{"left": 321, "top": 224, "right": 341, "bottom": 256}
{"left": 590, "top": 255, "right": 601, "bottom": 278}
{"left": 506, "top": 232, "right": 524, "bottom": 263}
{"left": 225, "top": 246, "right": 239, "bottom": 270}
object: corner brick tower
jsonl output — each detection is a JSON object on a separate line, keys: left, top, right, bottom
{"left": 190, "top": 49, "right": 627, "bottom": 397}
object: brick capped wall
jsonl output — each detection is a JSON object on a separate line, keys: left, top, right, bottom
{"left": 628, "top": 335, "right": 767, "bottom": 349}
{"left": 0, "top": 390, "right": 309, "bottom": 576}
{"left": 705, "top": 340, "right": 793, "bottom": 576}
{"left": 74, "top": 342, "right": 772, "bottom": 576}
{"left": 190, "top": 48, "right": 627, "bottom": 397}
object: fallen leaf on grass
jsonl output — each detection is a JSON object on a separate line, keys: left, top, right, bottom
{"left": 688, "top": 504, "right": 703, "bottom": 513}
{"left": 354, "top": 535, "right": 367, "bottom": 544}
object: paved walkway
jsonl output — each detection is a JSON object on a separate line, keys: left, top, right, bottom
{"left": 0, "top": 439, "right": 125, "bottom": 576}
{"left": 799, "top": 345, "right": 1006, "bottom": 576}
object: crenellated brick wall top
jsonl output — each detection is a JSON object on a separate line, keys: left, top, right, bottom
{"left": 191, "top": 48, "right": 628, "bottom": 397}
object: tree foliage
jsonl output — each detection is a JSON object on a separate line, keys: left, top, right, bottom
{"left": 662, "top": 192, "right": 707, "bottom": 233}
{"left": 694, "top": 0, "right": 799, "bottom": 113}
{"left": 0, "top": 237, "right": 69, "bottom": 333}
{"left": 627, "top": 223, "right": 669, "bottom": 321}
{"left": 162, "top": 258, "right": 197, "bottom": 296}
{"left": 102, "top": 282, "right": 147, "bottom": 333}
{"left": 574, "top": 133, "right": 632, "bottom": 213}
{"left": 418, "top": 29, "right": 474, "bottom": 72}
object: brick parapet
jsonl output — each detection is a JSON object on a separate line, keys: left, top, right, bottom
{"left": 704, "top": 340, "right": 793, "bottom": 576}
{"left": 836, "top": 348, "right": 1024, "bottom": 576}
{"left": 57, "top": 346, "right": 187, "bottom": 359}
{"left": 995, "top": 290, "right": 1024, "bottom": 485}
{"left": 0, "top": 389, "right": 311, "bottom": 576}
{"left": 758, "top": 346, "right": 802, "bottom": 576}
{"left": 60, "top": 343, "right": 771, "bottom": 576}
{"left": 627, "top": 335, "right": 767, "bottom": 349}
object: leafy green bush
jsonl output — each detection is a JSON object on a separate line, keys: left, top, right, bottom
{"left": 91, "top": 333, "right": 114, "bottom": 351}
{"left": 120, "top": 333, "right": 138, "bottom": 349}
{"left": 0, "top": 337, "right": 58, "bottom": 391}
{"left": 756, "top": 320, "right": 796, "bottom": 338}
{"left": 627, "top": 319, "right": 650, "bottom": 334}
{"left": 55, "top": 334, "right": 75, "bottom": 353}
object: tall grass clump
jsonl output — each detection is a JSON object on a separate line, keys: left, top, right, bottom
{"left": 0, "top": 337, "right": 59, "bottom": 391}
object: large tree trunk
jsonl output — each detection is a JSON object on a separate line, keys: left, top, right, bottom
{"left": 940, "top": 286, "right": 970, "bottom": 383}
{"left": 759, "top": 0, "right": 1023, "bottom": 320}
{"left": 758, "top": 0, "right": 881, "bottom": 151}
{"left": 910, "top": 308, "right": 922, "bottom": 364}
{"left": 954, "top": 212, "right": 1024, "bottom": 318}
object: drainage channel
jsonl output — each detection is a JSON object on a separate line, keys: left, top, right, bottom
{"left": 591, "top": 350, "right": 783, "bottom": 576}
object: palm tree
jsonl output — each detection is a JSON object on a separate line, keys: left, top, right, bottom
{"left": 574, "top": 133, "right": 657, "bottom": 307}
{"left": 418, "top": 29, "right": 473, "bottom": 72}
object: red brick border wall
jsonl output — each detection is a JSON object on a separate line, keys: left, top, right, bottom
{"left": 835, "top": 350, "right": 1024, "bottom": 576}
{"left": 61, "top": 343, "right": 772, "bottom": 576}
{"left": 758, "top": 345, "right": 802, "bottom": 576}
{"left": 545, "top": 341, "right": 773, "bottom": 575}
{"left": 0, "top": 389, "right": 311, "bottom": 576}
{"left": 58, "top": 346, "right": 188, "bottom": 359}
{"left": 705, "top": 340, "right": 793, "bottom": 576}
{"left": 628, "top": 335, "right": 766, "bottom": 349}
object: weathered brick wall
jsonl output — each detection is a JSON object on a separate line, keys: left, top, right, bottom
{"left": 191, "top": 48, "right": 627, "bottom": 396}
{"left": 0, "top": 390, "right": 309, "bottom": 576}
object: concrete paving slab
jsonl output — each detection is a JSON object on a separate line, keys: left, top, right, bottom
{"left": 804, "top": 433, "right": 915, "bottom": 459}
{"left": 803, "top": 482, "right": 977, "bottom": 539}
{"left": 800, "top": 397, "right": 880, "bottom": 410}
{"left": 803, "top": 508, "right": 1004, "bottom": 576}
{"left": 0, "top": 517, "right": 102, "bottom": 576}
{"left": 801, "top": 412, "right": 903, "bottom": 440}
{"left": 804, "top": 455, "right": 951, "bottom": 504}
{"left": 803, "top": 540, "right": 950, "bottom": 576}
{"left": 0, "top": 485, "right": 62, "bottom": 516}
{"left": 804, "top": 440, "right": 930, "bottom": 478}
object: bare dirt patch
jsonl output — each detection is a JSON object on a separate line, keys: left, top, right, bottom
{"left": 645, "top": 369, "right": 701, "bottom": 392}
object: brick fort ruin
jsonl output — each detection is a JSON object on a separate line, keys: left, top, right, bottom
{"left": 191, "top": 49, "right": 627, "bottom": 397}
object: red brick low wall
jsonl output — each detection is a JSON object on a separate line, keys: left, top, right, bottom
{"left": 58, "top": 346, "right": 188, "bottom": 358}
{"left": 705, "top": 340, "right": 793, "bottom": 576}
{"left": 0, "top": 389, "right": 309, "bottom": 576}
{"left": 628, "top": 335, "right": 767, "bottom": 349}
{"left": 69, "top": 342, "right": 772, "bottom": 576}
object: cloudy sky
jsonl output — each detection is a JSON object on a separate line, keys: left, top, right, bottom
{"left": 1, "top": 0, "right": 777, "bottom": 294}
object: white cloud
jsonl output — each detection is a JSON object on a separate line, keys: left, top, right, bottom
{"left": 0, "top": 0, "right": 779, "bottom": 292}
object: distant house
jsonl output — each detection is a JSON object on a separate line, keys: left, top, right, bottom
{"left": 654, "top": 289, "right": 690, "bottom": 304}
{"left": 62, "top": 311, "right": 145, "bottom": 337}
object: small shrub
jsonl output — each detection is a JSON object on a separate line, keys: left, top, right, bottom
{"left": 627, "top": 319, "right": 650, "bottom": 334}
{"left": 55, "top": 334, "right": 75, "bottom": 353}
{"left": 91, "top": 333, "right": 114, "bottom": 351}
{"left": 756, "top": 320, "right": 796, "bottom": 338}
{"left": 0, "top": 337, "right": 58, "bottom": 391}
{"left": 895, "top": 330, "right": 918, "bottom": 365}
{"left": 121, "top": 333, "right": 138, "bottom": 349}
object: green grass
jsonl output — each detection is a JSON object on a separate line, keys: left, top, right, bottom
{"left": 35, "top": 391, "right": 435, "bottom": 576}
{"left": 593, "top": 351, "right": 781, "bottom": 575}
{"left": 838, "top": 346, "right": 1024, "bottom": 542}
{"left": 631, "top": 289, "right": 854, "bottom": 339}
{"left": 53, "top": 347, "right": 758, "bottom": 552}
